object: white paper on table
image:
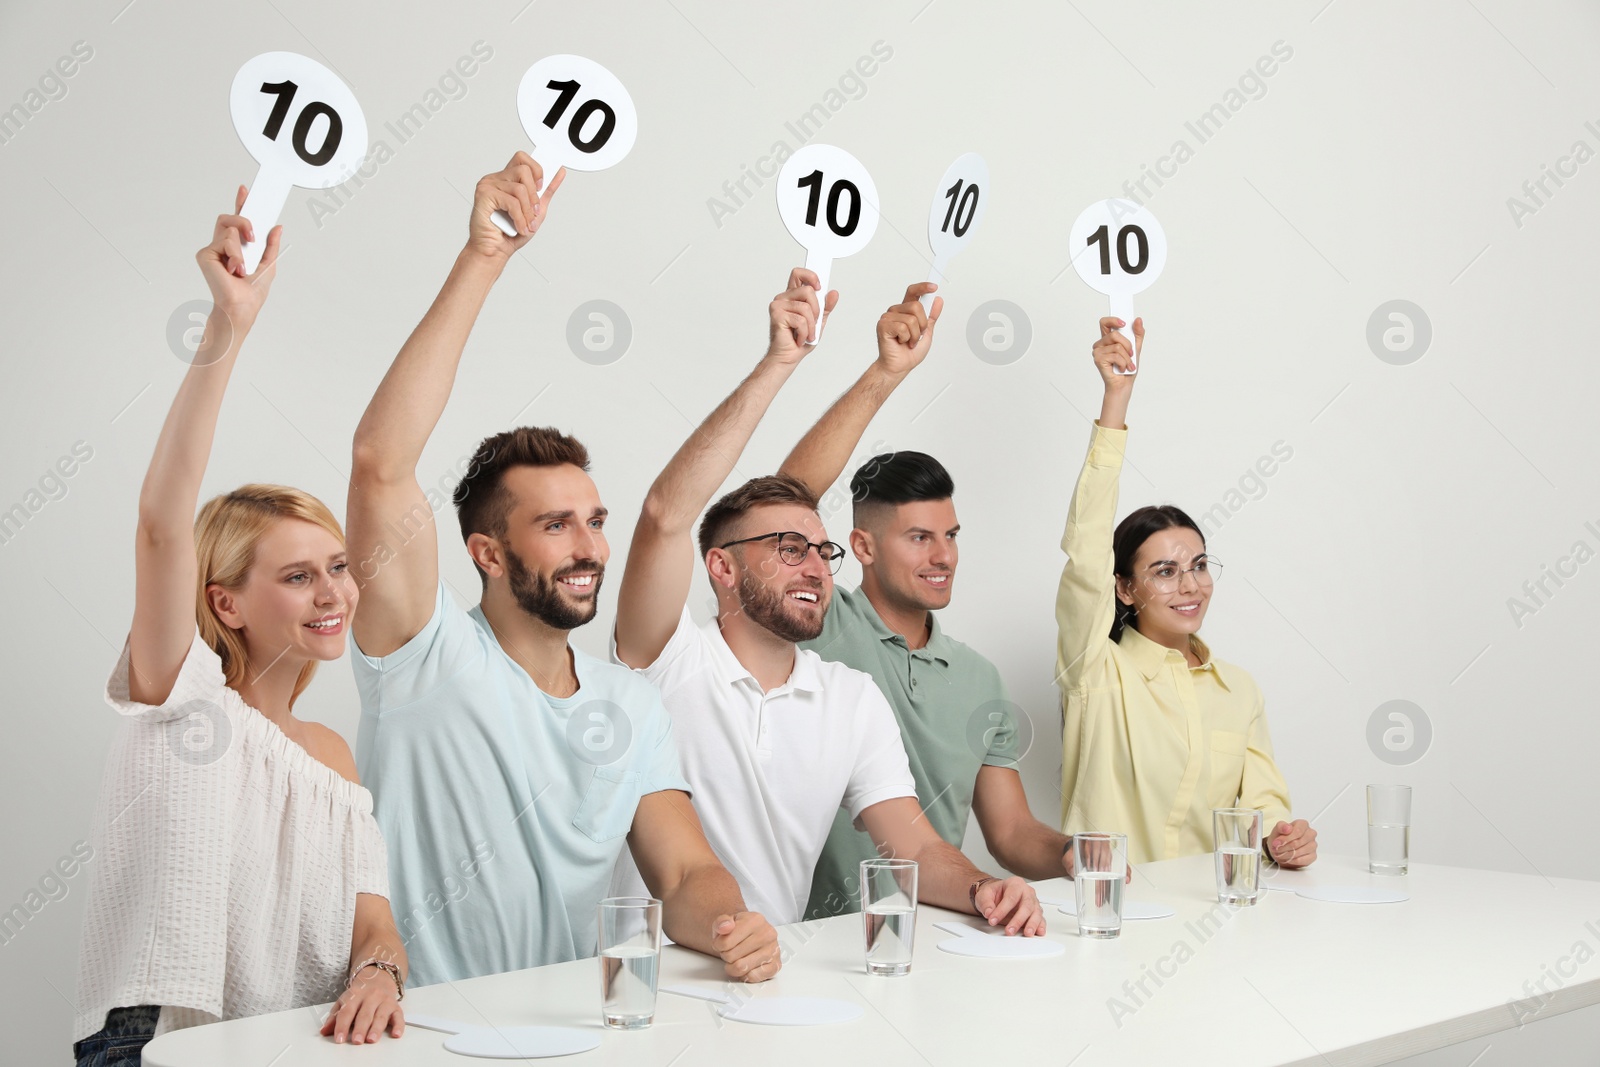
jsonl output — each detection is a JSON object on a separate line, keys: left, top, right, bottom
{"left": 404, "top": 1013, "right": 600, "bottom": 1059}
{"left": 659, "top": 984, "right": 862, "bottom": 1026}
{"left": 1294, "top": 885, "right": 1410, "bottom": 904}
{"left": 933, "top": 920, "right": 1065, "bottom": 958}
{"left": 1055, "top": 898, "right": 1176, "bottom": 921}
{"left": 1259, "top": 855, "right": 1411, "bottom": 903}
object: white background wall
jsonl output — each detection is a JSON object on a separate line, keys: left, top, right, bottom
{"left": 2, "top": 1, "right": 1598, "bottom": 1062}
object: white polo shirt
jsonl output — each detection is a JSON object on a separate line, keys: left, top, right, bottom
{"left": 610, "top": 608, "right": 916, "bottom": 925}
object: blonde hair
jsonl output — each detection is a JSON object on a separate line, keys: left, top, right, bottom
{"left": 194, "top": 484, "right": 344, "bottom": 707}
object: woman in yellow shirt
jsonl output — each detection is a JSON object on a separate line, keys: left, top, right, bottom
{"left": 1056, "top": 317, "right": 1317, "bottom": 868}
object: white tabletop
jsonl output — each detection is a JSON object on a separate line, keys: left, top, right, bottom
{"left": 143, "top": 854, "right": 1600, "bottom": 1066}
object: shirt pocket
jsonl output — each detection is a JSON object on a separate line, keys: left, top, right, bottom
{"left": 1209, "top": 730, "right": 1249, "bottom": 802}
{"left": 572, "top": 766, "right": 643, "bottom": 844}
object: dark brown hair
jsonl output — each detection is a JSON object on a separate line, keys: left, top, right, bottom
{"left": 697, "top": 474, "right": 820, "bottom": 559}
{"left": 453, "top": 426, "right": 591, "bottom": 548}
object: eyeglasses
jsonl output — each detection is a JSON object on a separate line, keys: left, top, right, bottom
{"left": 718, "top": 531, "right": 846, "bottom": 575}
{"left": 1139, "top": 556, "right": 1223, "bottom": 593}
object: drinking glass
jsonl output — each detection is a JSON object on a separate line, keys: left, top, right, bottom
{"left": 1367, "top": 785, "right": 1412, "bottom": 875}
{"left": 597, "top": 897, "right": 662, "bottom": 1029}
{"left": 1214, "top": 808, "right": 1264, "bottom": 906}
{"left": 1073, "top": 832, "right": 1128, "bottom": 939}
{"left": 861, "top": 859, "right": 918, "bottom": 976}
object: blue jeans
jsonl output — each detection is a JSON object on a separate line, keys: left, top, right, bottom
{"left": 74, "top": 1005, "right": 159, "bottom": 1067}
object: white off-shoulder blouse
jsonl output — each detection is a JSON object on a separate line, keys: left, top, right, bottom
{"left": 72, "top": 633, "right": 389, "bottom": 1042}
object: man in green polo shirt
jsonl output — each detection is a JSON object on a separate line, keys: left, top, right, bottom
{"left": 780, "top": 282, "right": 1079, "bottom": 919}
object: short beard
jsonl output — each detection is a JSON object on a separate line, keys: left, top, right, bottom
{"left": 736, "top": 569, "right": 824, "bottom": 643}
{"left": 504, "top": 547, "right": 603, "bottom": 631}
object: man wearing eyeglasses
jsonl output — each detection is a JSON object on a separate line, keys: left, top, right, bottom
{"left": 609, "top": 270, "right": 1046, "bottom": 936}
{"left": 776, "top": 283, "right": 1097, "bottom": 920}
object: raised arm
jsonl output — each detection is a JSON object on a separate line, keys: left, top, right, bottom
{"left": 612, "top": 270, "right": 831, "bottom": 669}
{"left": 347, "top": 154, "right": 563, "bottom": 657}
{"left": 1055, "top": 317, "right": 1145, "bottom": 692}
{"left": 777, "top": 283, "right": 941, "bottom": 498}
{"left": 128, "top": 188, "right": 282, "bottom": 705}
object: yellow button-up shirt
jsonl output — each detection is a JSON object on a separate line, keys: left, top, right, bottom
{"left": 1057, "top": 423, "right": 1291, "bottom": 864}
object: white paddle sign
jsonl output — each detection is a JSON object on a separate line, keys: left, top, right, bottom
{"left": 491, "top": 54, "right": 638, "bottom": 236}
{"left": 229, "top": 52, "right": 368, "bottom": 273}
{"left": 923, "top": 152, "right": 989, "bottom": 312}
{"left": 1068, "top": 198, "right": 1167, "bottom": 374}
{"left": 776, "top": 144, "right": 880, "bottom": 344}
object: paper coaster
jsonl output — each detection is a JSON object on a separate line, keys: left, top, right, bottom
{"left": 1294, "top": 885, "right": 1409, "bottom": 904}
{"left": 441, "top": 1026, "right": 601, "bottom": 1059}
{"left": 1056, "top": 899, "right": 1176, "bottom": 921}
{"left": 718, "top": 997, "right": 863, "bottom": 1026}
{"left": 937, "top": 934, "right": 1065, "bottom": 959}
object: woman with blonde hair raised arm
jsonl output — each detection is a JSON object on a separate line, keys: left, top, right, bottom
{"left": 1056, "top": 317, "right": 1318, "bottom": 870}
{"left": 71, "top": 190, "right": 406, "bottom": 1066}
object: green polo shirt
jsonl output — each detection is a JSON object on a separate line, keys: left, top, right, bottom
{"left": 801, "top": 585, "right": 1019, "bottom": 919}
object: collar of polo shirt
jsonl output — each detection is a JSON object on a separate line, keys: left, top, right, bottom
{"left": 850, "top": 586, "right": 954, "bottom": 666}
{"left": 706, "top": 614, "right": 827, "bottom": 693}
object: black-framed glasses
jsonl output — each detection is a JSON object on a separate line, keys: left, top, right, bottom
{"left": 718, "top": 531, "right": 846, "bottom": 575}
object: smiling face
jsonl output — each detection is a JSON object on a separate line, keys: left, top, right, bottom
{"left": 476, "top": 463, "right": 609, "bottom": 630}
{"left": 206, "top": 517, "right": 357, "bottom": 666}
{"left": 714, "top": 502, "right": 833, "bottom": 643}
{"left": 1116, "top": 526, "right": 1213, "bottom": 646}
{"left": 855, "top": 497, "right": 958, "bottom": 613}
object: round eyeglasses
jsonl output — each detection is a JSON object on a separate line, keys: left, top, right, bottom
{"left": 718, "top": 531, "right": 846, "bottom": 575}
{"left": 1139, "top": 556, "right": 1222, "bottom": 594}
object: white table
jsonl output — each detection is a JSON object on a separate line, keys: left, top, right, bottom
{"left": 144, "top": 854, "right": 1600, "bottom": 1066}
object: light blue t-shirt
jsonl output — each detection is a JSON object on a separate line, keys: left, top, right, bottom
{"left": 353, "top": 582, "right": 689, "bottom": 987}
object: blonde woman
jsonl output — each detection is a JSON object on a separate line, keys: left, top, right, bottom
{"left": 1056, "top": 317, "right": 1317, "bottom": 869}
{"left": 72, "top": 192, "right": 406, "bottom": 1066}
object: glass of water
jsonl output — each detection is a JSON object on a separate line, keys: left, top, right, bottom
{"left": 1072, "top": 832, "right": 1128, "bottom": 939}
{"left": 1214, "top": 808, "right": 1264, "bottom": 906}
{"left": 1368, "top": 784, "right": 1412, "bottom": 875}
{"left": 861, "top": 858, "right": 917, "bottom": 976}
{"left": 597, "top": 897, "right": 662, "bottom": 1030}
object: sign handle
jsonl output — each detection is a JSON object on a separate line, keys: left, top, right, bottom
{"left": 1109, "top": 290, "right": 1137, "bottom": 375}
{"left": 921, "top": 254, "right": 949, "bottom": 314}
{"left": 804, "top": 247, "right": 833, "bottom": 345}
{"left": 238, "top": 167, "right": 293, "bottom": 274}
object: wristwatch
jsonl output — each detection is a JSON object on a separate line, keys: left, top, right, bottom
{"left": 969, "top": 876, "right": 996, "bottom": 912}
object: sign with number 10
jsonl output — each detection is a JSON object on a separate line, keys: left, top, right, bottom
{"left": 1068, "top": 198, "right": 1167, "bottom": 374}
{"left": 776, "top": 143, "right": 880, "bottom": 344}
{"left": 923, "top": 152, "right": 989, "bottom": 312}
{"left": 491, "top": 54, "right": 639, "bottom": 237}
{"left": 229, "top": 52, "right": 368, "bottom": 273}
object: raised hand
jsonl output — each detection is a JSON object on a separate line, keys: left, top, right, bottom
{"left": 767, "top": 268, "right": 838, "bottom": 363}
{"left": 466, "top": 151, "right": 566, "bottom": 261}
{"left": 195, "top": 184, "right": 282, "bottom": 332}
{"left": 1093, "top": 315, "right": 1144, "bottom": 430}
{"left": 875, "top": 282, "right": 942, "bottom": 378}
{"left": 1092, "top": 315, "right": 1144, "bottom": 384}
